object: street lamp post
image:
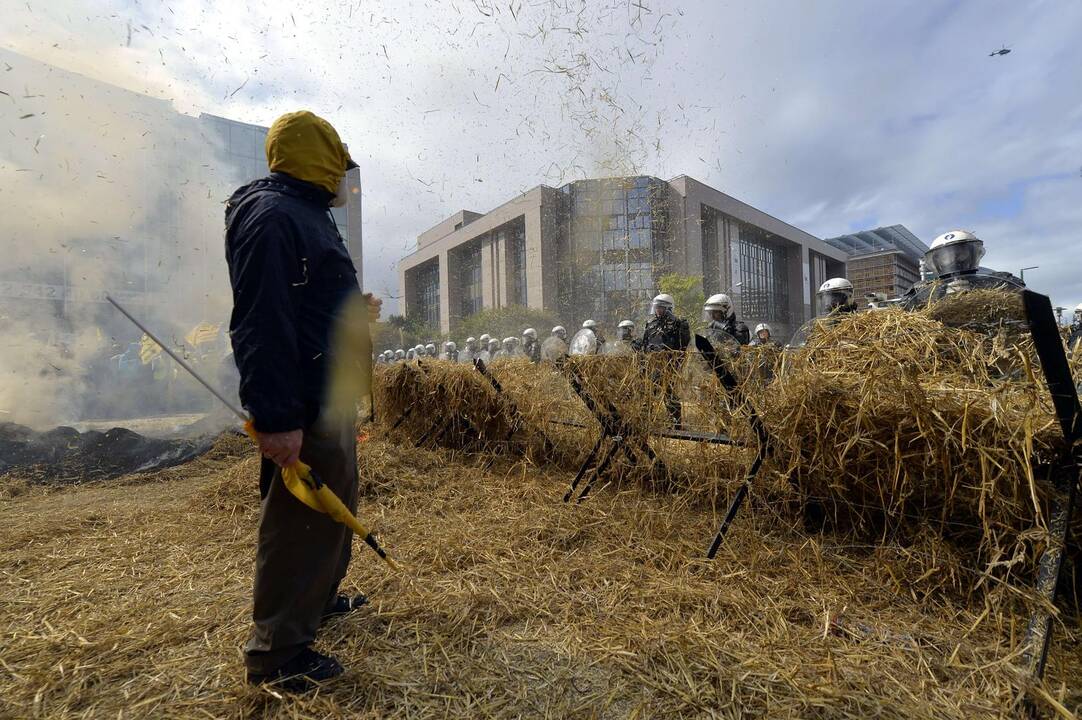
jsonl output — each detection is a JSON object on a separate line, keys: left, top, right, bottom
{"left": 1020, "top": 266, "right": 1039, "bottom": 283}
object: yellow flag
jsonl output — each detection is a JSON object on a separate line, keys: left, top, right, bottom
{"left": 139, "top": 334, "right": 161, "bottom": 364}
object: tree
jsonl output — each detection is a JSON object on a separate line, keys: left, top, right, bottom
{"left": 374, "top": 314, "right": 438, "bottom": 352}
{"left": 657, "top": 273, "right": 705, "bottom": 327}
{"left": 454, "top": 305, "right": 562, "bottom": 343}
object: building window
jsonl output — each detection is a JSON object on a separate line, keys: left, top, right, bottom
{"left": 456, "top": 242, "right": 483, "bottom": 319}
{"left": 739, "top": 230, "right": 789, "bottom": 323}
{"left": 412, "top": 261, "right": 440, "bottom": 329}
{"left": 506, "top": 222, "right": 527, "bottom": 305}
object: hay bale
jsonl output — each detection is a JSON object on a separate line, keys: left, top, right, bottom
{"left": 372, "top": 298, "right": 1076, "bottom": 592}
{"left": 764, "top": 305, "right": 1068, "bottom": 584}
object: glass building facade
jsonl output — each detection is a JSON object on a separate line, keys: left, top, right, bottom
{"left": 454, "top": 241, "right": 484, "bottom": 319}
{"left": 410, "top": 259, "right": 440, "bottom": 329}
{"left": 738, "top": 228, "right": 790, "bottom": 323}
{"left": 558, "top": 176, "right": 671, "bottom": 322}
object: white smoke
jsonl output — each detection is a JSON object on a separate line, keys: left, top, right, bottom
{"left": 0, "top": 46, "right": 239, "bottom": 428}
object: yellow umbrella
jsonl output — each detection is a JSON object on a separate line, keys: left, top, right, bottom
{"left": 106, "top": 294, "right": 399, "bottom": 573}
{"left": 242, "top": 420, "right": 399, "bottom": 572}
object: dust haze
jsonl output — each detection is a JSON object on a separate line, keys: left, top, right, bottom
{"left": 0, "top": 46, "right": 238, "bottom": 428}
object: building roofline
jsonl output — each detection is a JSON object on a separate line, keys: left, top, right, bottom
{"left": 667, "top": 173, "right": 832, "bottom": 244}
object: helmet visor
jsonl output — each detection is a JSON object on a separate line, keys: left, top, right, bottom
{"left": 652, "top": 300, "right": 673, "bottom": 316}
{"left": 926, "top": 242, "right": 983, "bottom": 277}
{"left": 702, "top": 304, "right": 730, "bottom": 322}
{"left": 819, "top": 290, "right": 851, "bottom": 313}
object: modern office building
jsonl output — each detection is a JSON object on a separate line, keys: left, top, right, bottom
{"left": 823, "top": 225, "right": 927, "bottom": 301}
{"left": 0, "top": 48, "right": 362, "bottom": 330}
{"left": 399, "top": 175, "right": 847, "bottom": 339}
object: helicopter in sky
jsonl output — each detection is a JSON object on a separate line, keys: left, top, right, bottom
{"left": 989, "top": 46, "right": 1012, "bottom": 57}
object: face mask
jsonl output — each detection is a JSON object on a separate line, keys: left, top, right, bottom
{"left": 331, "top": 174, "right": 349, "bottom": 207}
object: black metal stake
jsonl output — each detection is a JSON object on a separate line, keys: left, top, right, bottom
{"left": 695, "top": 334, "right": 773, "bottom": 557}
{"left": 564, "top": 433, "right": 605, "bottom": 502}
{"left": 576, "top": 436, "right": 624, "bottom": 503}
{"left": 1018, "top": 290, "right": 1081, "bottom": 716}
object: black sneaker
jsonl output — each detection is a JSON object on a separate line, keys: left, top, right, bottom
{"left": 247, "top": 647, "right": 344, "bottom": 692}
{"left": 322, "top": 593, "right": 369, "bottom": 622}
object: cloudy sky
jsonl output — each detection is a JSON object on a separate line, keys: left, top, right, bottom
{"left": 4, "top": 0, "right": 1081, "bottom": 314}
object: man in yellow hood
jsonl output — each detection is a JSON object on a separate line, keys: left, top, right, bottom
{"left": 225, "top": 110, "right": 378, "bottom": 691}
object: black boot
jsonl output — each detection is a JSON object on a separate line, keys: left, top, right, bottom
{"left": 321, "top": 593, "right": 368, "bottom": 623}
{"left": 247, "top": 647, "right": 344, "bottom": 692}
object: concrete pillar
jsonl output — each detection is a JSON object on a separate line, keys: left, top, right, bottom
{"left": 521, "top": 203, "right": 541, "bottom": 307}
{"left": 684, "top": 200, "right": 704, "bottom": 279}
{"left": 786, "top": 243, "right": 805, "bottom": 332}
{"left": 726, "top": 218, "right": 742, "bottom": 309}
{"left": 480, "top": 232, "right": 495, "bottom": 309}
{"left": 398, "top": 266, "right": 409, "bottom": 317}
{"left": 495, "top": 229, "right": 508, "bottom": 308}
{"left": 799, "top": 244, "right": 811, "bottom": 324}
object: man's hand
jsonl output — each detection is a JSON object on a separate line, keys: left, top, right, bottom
{"left": 364, "top": 293, "right": 382, "bottom": 321}
{"left": 257, "top": 429, "right": 303, "bottom": 467}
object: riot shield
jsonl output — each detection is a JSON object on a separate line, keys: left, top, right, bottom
{"left": 540, "top": 336, "right": 568, "bottom": 361}
{"left": 568, "top": 328, "right": 598, "bottom": 356}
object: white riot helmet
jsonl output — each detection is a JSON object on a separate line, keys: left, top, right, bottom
{"left": 925, "top": 230, "right": 985, "bottom": 278}
{"left": 488, "top": 338, "right": 501, "bottom": 352}
{"left": 479, "top": 333, "right": 491, "bottom": 347}
{"left": 703, "top": 293, "right": 734, "bottom": 322}
{"left": 817, "top": 278, "right": 854, "bottom": 313}
{"left": 395, "top": 349, "right": 405, "bottom": 360}
{"left": 1074, "top": 303, "right": 1082, "bottom": 323}
{"left": 754, "top": 323, "right": 772, "bottom": 339}
{"left": 522, "top": 327, "right": 537, "bottom": 340}
{"left": 503, "top": 336, "right": 518, "bottom": 349}
{"left": 446, "top": 341, "right": 457, "bottom": 352}
{"left": 552, "top": 325, "right": 566, "bottom": 340}
{"left": 425, "top": 343, "right": 437, "bottom": 356}
{"left": 465, "top": 336, "right": 477, "bottom": 347}
{"left": 582, "top": 319, "right": 597, "bottom": 330}
{"left": 405, "top": 348, "right": 415, "bottom": 360}
{"left": 651, "top": 293, "right": 675, "bottom": 317}
{"left": 616, "top": 319, "right": 635, "bottom": 341}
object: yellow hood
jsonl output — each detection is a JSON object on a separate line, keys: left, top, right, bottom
{"left": 264, "top": 110, "right": 353, "bottom": 194}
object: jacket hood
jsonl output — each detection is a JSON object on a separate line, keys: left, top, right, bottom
{"left": 264, "top": 110, "right": 353, "bottom": 194}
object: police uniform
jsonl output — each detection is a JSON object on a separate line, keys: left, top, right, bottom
{"left": 641, "top": 315, "right": 691, "bottom": 352}
{"left": 705, "top": 317, "right": 750, "bottom": 346}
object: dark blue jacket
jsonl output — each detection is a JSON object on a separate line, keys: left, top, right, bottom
{"left": 224, "top": 172, "right": 359, "bottom": 432}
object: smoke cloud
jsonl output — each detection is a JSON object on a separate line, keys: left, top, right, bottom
{"left": 0, "top": 46, "right": 239, "bottom": 428}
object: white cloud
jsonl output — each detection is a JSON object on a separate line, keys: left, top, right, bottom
{"left": 3, "top": 0, "right": 1080, "bottom": 312}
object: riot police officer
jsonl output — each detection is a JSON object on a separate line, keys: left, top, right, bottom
{"left": 641, "top": 294, "right": 690, "bottom": 352}
{"left": 1069, "top": 303, "right": 1082, "bottom": 356}
{"left": 901, "top": 230, "right": 1024, "bottom": 310}
{"left": 501, "top": 336, "right": 523, "bottom": 358}
{"left": 521, "top": 328, "right": 541, "bottom": 363}
{"left": 583, "top": 319, "right": 606, "bottom": 352}
{"left": 749, "top": 323, "right": 780, "bottom": 348}
{"left": 443, "top": 341, "right": 459, "bottom": 363}
{"left": 540, "top": 325, "right": 569, "bottom": 361}
{"left": 787, "top": 278, "right": 858, "bottom": 347}
{"left": 606, "top": 319, "right": 636, "bottom": 355}
{"left": 703, "top": 293, "right": 750, "bottom": 347}
{"left": 460, "top": 337, "right": 478, "bottom": 364}
{"left": 640, "top": 293, "right": 690, "bottom": 428}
